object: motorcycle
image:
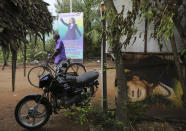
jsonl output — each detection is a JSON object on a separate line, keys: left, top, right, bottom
{"left": 14, "top": 71, "right": 99, "bottom": 129}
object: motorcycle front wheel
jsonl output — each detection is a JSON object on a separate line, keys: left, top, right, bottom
{"left": 15, "top": 96, "right": 50, "bottom": 129}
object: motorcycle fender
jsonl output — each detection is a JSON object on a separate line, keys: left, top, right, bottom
{"left": 23, "top": 94, "right": 53, "bottom": 115}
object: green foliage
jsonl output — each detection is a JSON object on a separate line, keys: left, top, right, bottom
{"left": 138, "top": 0, "right": 177, "bottom": 42}
{"left": 27, "top": 38, "right": 55, "bottom": 62}
{"left": 0, "top": 0, "right": 53, "bottom": 91}
{"left": 128, "top": 102, "right": 148, "bottom": 115}
{"left": 60, "top": 102, "right": 150, "bottom": 129}
{"left": 106, "top": 3, "right": 139, "bottom": 53}
{"left": 60, "top": 105, "right": 117, "bottom": 128}
{"left": 155, "top": 13, "right": 174, "bottom": 42}
{"left": 127, "top": 102, "right": 148, "bottom": 121}
{"left": 0, "top": 38, "right": 55, "bottom": 63}
{"left": 0, "top": 48, "right": 3, "bottom": 62}
{"left": 0, "top": 0, "right": 52, "bottom": 49}
{"left": 60, "top": 105, "right": 95, "bottom": 125}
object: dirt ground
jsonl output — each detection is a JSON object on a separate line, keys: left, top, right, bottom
{"left": 0, "top": 60, "right": 116, "bottom": 131}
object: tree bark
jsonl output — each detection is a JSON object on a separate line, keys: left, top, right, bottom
{"left": 42, "top": 34, "right": 46, "bottom": 51}
{"left": 101, "top": 10, "right": 107, "bottom": 111}
{"left": 174, "top": 0, "right": 186, "bottom": 47}
{"left": 105, "top": 0, "right": 117, "bottom": 13}
{"left": 115, "top": 51, "right": 128, "bottom": 129}
{"left": 24, "top": 42, "right": 26, "bottom": 77}
{"left": 11, "top": 50, "right": 17, "bottom": 92}
{"left": 174, "top": 21, "right": 186, "bottom": 47}
{"left": 170, "top": 35, "right": 186, "bottom": 104}
{"left": 144, "top": 18, "right": 148, "bottom": 53}
{"left": 29, "top": 34, "right": 32, "bottom": 42}
{"left": 34, "top": 34, "right": 38, "bottom": 47}
{"left": 105, "top": 0, "right": 128, "bottom": 129}
{"left": 10, "top": 40, "right": 17, "bottom": 92}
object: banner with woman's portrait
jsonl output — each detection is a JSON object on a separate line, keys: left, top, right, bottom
{"left": 58, "top": 12, "right": 83, "bottom": 62}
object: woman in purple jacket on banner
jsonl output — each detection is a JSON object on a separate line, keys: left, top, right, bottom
{"left": 60, "top": 17, "right": 81, "bottom": 40}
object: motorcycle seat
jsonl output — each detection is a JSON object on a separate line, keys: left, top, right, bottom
{"left": 76, "top": 71, "right": 99, "bottom": 85}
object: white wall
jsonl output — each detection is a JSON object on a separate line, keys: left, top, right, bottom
{"left": 110, "top": 0, "right": 185, "bottom": 53}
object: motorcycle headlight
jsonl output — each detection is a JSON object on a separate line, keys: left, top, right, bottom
{"left": 39, "top": 72, "right": 53, "bottom": 88}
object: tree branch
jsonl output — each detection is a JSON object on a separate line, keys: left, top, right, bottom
{"left": 105, "top": 0, "right": 117, "bottom": 13}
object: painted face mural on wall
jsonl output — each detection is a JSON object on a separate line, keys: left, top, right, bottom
{"left": 127, "top": 75, "right": 177, "bottom": 102}
{"left": 124, "top": 55, "right": 183, "bottom": 106}
{"left": 127, "top": 75, "right": 150, "bottom": 102}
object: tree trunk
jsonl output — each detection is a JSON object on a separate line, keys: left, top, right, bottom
{"left": 170, "top": 35, "right": 186, "bottom": 104}
{"left": 115, "top": 51, "right": 128, "bottom": 130}
{"left": 105, "top": 0, "right": 117, "bottom": 12}
{"left": 174, "top": 0, "right": 186, "bottom": 47}
{"left": 104, "top": 0, "right": 128, "bottom": 129}
{"left": 83, "top": 37, "right": 87, "bottom": 59}
{"left": 34, "top": 34, "right": 38, "bottom": 47}
{"left": 29, "top": 34, "right": 32, "bottom": 42}
{"left": 42, "top": 34, "right": 46, "bottom": 51}
{"left": 144, "top": 18, "right": 148, "bottom": 53}
{"left": 11, "top": 50, "right": 17, "bottom": 92}
{"left": 174, "top": 21, "right": 186, "bottom": 47}
{"left": 24, "top": 42, "right": 27, "bottom": 77}
{"left": 10, "top": 40, "right": 17, "bottom": 92}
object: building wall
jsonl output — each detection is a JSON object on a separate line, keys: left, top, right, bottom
{"left": 111, "top": 0, "right": 185, "bottom": 53}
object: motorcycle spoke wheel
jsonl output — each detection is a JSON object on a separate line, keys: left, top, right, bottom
{"left": 15, "top": 98, "right": 49, "bottom": 129}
